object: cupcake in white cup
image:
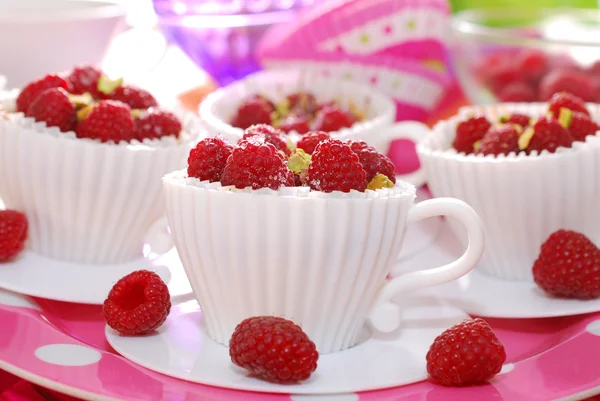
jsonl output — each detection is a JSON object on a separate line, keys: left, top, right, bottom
{"left": 0, "top": 66, "right": 202, "bottom": 265}
{"left": 417, "top": 97, "right": 600, "bottom": 281}
{"left": 163, "top": 130, "right": 484, "bottom": 354}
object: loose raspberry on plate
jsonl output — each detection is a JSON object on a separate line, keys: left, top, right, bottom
{"left": 221, "top": 137, "right": 294, "bottom": 190}
{"left": 26, "top": 88, "right": 76, "bottom": 133}
{"left": 497, "top": 81, "right": 537, "bottom": 102}
{"left": 548, "top": 92, "right": 590, "bottom": 117}
{"left": 229, "top": 316, "right": 319, "bottom": 383}
{"left": 541, "top": 72, "right": 596, "bottom": 102}
{"left": 307, "top": 139, "right": 367, "bottom": 193}
{"left": 65, "top": 65, "right": 102, "bottom": 97}
{"left": 348, "top": 140, "right": 396, "bottom": 183}
{"left": 296, "top": 131, "right": 330, "bottom": 154}
{"left": 519, "top": 116, "right": 573, "bottom": 154}
{"left": 557, "top": 108, "right": 600, "bottom": 142}
{"left": 476, "top": 124, "right": 521, "bottom": 156}
{"left": 312, "top": 105, "right": 355, "bottom": 132}
{"left": 243, "top": 124, "right": 291, "bottom": 156}
{"left": 533, "top": 230, "right": 600, "bottom": 299}
{"left": 453, "top": 116, "right": 491, "bottom": 154}
{"left": 16, "top": 74, "right": 71, "bottom": 113}
{"left": 231, "top": 96, "right": 274, "bottom": 129}
{"left": 103, "top": 270, "right": 171, "bottom": 335}
{"left": 75, "top": 100, "right": 136, "bottom": 143}
{"left": 110, "top": 85, "right": 158, "bottom": 110}
{"left": 0, "top": 210, "right": 28, "bottom": 263}
{"left": 426, "top": 318, "right": 506, "bottom": 386}
{"left": 187, "top": 137, "right": 233, "bottom": 182}
{"left": 499, "top": 113, "right": 531, "bottom": 128}
{"left": 277, "top": 115, "right": 310, "bottom": 134}
{"left": 135, "top": 108, "right": 182, "bottom": 140}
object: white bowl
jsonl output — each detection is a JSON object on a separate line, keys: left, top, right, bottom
{"left": 417, "top": 102, "right": 600, "bottom": 281}
{"left": 198, "top": 69, "right": 399, "bottom": 153}
{"left": 0, "top": 0, "right": 125, "bottom": 88}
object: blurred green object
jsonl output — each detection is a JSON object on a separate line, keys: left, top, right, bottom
{"left": 450, "top": 0, "right": 598, "bottom": 12}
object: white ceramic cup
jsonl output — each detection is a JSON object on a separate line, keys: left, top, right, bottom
{"left": 163, "top": 172, "right": 485, "bottom": 354}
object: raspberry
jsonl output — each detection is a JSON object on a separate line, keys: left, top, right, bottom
{"left": 540, "top": 71, "right": 596, "bottom": 102}
{"left": 16, "top": 74, "right": 71, "bottom": 113}
{"left": 307, "top": 139, "right": 367, "bottom": 193}
{"left": 135, "top": 109, "right": 182, "bottom": 140}
{"left": 65, "top": 65, "right": 102, "bottom": 97}
{"left": 231, "top": 96, "right": 273, "bottom": 129}
{"left": 476, "top": 124, "right": 521, "bottom": 156}
{"left": 187, "top": 137, "right": 233, "bottom": 182}
{"left": 221, "top": 138, "right": 294, "bottom": 190}
{"left": 426, "top": 318, "right": 506, "bottom": 386}
{"left": 484, "top": 61, "right": 520, "bottom": 93}
{"left": 348, "top": 140, "right": 396, "bottom": 183}
{"left": 523, "top": 116, "right": 573, "bottom": 154}
{"left": 76, "top": 100, "right": 136, "bottom": 143}
{"left": 243, "top": 124, "right": 291, "bottom": 156}
{"left": 296, "top": 131, "right": 330, "bottom": 154}
{"left": 110, "top": 85, "right": 158, "bottom": 109}
{"left": 103, "top": 270, "right": 171, "bottom": 335}
{"left": 517, "top": 50, "right": 548, "bottom": 82}
{"left": 559, "top": 109, "right": 600, "bottom": 142}
{"left": 548, "top": 92, "right": 590, "bottom": 117}
{"left": 229, "top": 316, "right": 319, "bottom": 383}
{"left": 0, "top": 210, "right": 28, "bottom": 262}
{"left": 497, "top": 81, "right": 536, "bottom": 102}
{"left": 453, "top": 116, "right": 491, "bottom": 154}
{"left": 499, "top": 113, "right": 531, "bottom": 128}
{"left": 533, "top": 230, "right": 600, "bottom": 299}
{"left": 278, "top": 115, "right": 310, "bottom": 134}
{"left": 312, "top": 106, "right": 355, "bottom": 132}
{"left": 286, "top": 92, "right": 318, "bottom": 115}
{"left": 26, "top": 88, "right": 76, "bottom": 133}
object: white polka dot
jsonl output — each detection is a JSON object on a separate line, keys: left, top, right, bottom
{"left": 586, "top": 320, "right": 600, "bottom": 336}
{"left": 291, "top": 395, "right": 359, "bottom": 401}
{"left": 0, "top": 289, "right": 40, "bottom": 310}
{"left": 35, "top": 344, "right": 102, "bottom": 366}
{"left": 499, "top": 363, "right": 514, "bottom": 374}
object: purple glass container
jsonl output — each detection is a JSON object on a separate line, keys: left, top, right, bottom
{"left": 153, "top": 0, "right": 317, "bottom": 86}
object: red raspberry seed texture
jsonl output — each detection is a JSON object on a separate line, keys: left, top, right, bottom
{"left": 526, "top": 116, "right": 573, "bottom": 154}
{"left": 66, "top": 65, "right": 103, "bottom": 97}
{"left": 307, "top": 139, "right": 367, "bottom": 193}
{"left": 0, "top": 210, "right": 28, "bottom": 262}
{"left": 548, "top": 92, "right": 590, "bottom": 117}
{"left": 187, "top": 137, "right": 233, "bottom": 182}
{"left": 296, "top": 131, "right": 330, "bottom": 154}
{"left": 453, "top": 116, "right": 491, "bottom": 154}
{"left": 229, "top": 316, "right": 319, "bottom": 383}
{"left": 135, "top": 109, "right": 182, "bottom": 140}
{"left": 221, "top": 137, "right": 294, "bottom": 190}
{"left": 76, "top": 100, "right": 136, "bottom": 143}
{"left": 426, "top": 318, "right": 506, "bottom": 386}
{"left": 312, "top": 106, "right": 355, "bottom": 132}
{"left": 26, "top": 88, "right": 76, "bottom": 133}
{"left": 16, "top": 74, "right": 71, "bottom": 113}
{"left": 476, "top": 124, "right": 520, "bottom": 156}
{"left": 243, "top": 124, "right": 291, "bottom": 156}
{"left": 348, "top": 140, "right": 396, "bottom": 183}
{"left": 110, "top": 85, "right": 158, "bottom": 109}
{"left": 533, "top": 230, "right": 600, "bottom": 299}
{"left": 103, "top": 270, "right": 171, "bottom": 335}
{"left": 231, "top": 97, "right": 273, "bottom": 129}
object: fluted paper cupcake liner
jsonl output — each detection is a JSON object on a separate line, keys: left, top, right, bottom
{"left": 0, "top": 93, "right": 202, "bottom": 265}
{"left": 417, "top": 103, "right": 600, "bottom": 281}
{"left": 163, "top": 170, "right": 416, "bottom": 354}
{"left": 198, "top": 69, "right": 397, "bottom": 152}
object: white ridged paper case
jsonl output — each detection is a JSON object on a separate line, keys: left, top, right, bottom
{"left": 163, "top": 171, "right": 416, "bottom": 354}
{"left": 417, "top": 103, "right": 600, "bottom": 281}
{"left": 0, "top": 94, "right": 201, "bottom": 265}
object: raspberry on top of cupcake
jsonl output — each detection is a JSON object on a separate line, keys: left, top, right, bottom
{"left": 452, "top": 92, "right": 599, "bottom": 156}
{"left": 10, "top": 65, "right": 183, "bottom": 143}
{"left": 187, "top": 124, "right": 396, "bottom": 193}
{"left": 230, "top": 91, "right": 364, "bottom": 134}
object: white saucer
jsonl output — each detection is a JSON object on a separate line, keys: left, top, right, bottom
{"left": 0, "top": 248, "right": 192, "bottom": 305}
{"left": 396, "top": 218, "right": 600, "bottom": 318}
{"left": 106, "top": 296, "right": 468, "bottom": 394}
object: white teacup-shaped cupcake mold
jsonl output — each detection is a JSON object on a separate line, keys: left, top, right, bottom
{"left": 417, "top": 103, "right": 600, "bottom": 282}
{"left": 163, "top": 171, "right": 484, "bottom": 354}
{"left": 0, "top": 93, "right": 202, "bottom": 265}
{"left": 199, "top": 69, "right": 404, "bottom": 154}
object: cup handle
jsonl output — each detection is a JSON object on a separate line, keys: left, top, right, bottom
{"left": 376, "top": 121, "right": 430, "bottom": 188}
{"left": 144, "top": 217, "right": 174, "bottom": 255}
{"left": 368, "top": 198, "right": 485, "bottom": 333}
